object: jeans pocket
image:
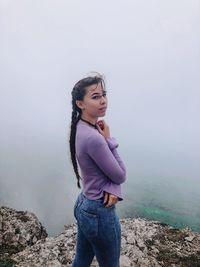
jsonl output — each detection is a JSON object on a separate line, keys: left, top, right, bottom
{"left": 73, "top": 198, "right": 80, "bottom": 220}
{"left": 79, "top": 209, "right": 98, "bottom": 239}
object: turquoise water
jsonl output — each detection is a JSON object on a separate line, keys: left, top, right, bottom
{"left": 117, "top": 176, "right": 200, "bottom": 232}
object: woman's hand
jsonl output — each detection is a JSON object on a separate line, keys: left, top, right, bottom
{"left": 104, "top": 192, "right": 119, "bottom": 208}
{"left": 96, "top": 120, "right": 110, "bottom": 139}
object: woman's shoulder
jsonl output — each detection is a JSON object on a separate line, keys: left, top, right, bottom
{"left": 77, "top": 121, "right": 105, "bottom": 146}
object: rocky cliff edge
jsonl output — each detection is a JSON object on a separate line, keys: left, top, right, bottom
{"left": 0, "top": 206, "right": 200, "bottom": 267}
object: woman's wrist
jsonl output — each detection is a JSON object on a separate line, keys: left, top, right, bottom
{"left": 106, "top": 137, "right": 119, "bottom": 150}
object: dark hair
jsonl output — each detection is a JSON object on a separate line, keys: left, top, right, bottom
{"left": 70, "top": 74, "right": 105, "bottom": 188}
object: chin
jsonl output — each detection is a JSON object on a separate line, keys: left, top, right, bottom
{"left": 99, "top": 111, "right": 106, "bottom": 117}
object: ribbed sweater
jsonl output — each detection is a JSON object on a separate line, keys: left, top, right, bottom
{"left": 75, "top": 120, "right": 126, "bottom": 200}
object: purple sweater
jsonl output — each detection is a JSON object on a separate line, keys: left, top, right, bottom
{"left": 76, "top": 120, "right": 126, "bottom": 200}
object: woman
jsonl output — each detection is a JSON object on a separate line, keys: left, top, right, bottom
{"left": 69, "top": 74, "right": 126, "bottom": 267}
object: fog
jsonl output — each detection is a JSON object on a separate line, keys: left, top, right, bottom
{"left": 0, "top": 0, "right": 199, "bottom": 235}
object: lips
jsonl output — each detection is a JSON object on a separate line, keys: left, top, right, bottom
{"left": 99, "top": 107, "right": 107, "bottom": 111}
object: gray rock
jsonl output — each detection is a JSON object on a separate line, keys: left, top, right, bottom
{"left": 1, "top": 206, "right": 200, "bottom": 266}
{"left": 120, "top": 255, "right": 132, "bottom": 266}
{"left": 185, "top": 235, "right": 195, "bottom": 242}
{"left": 0, "top": 206, "right": 47, "bottom": 255}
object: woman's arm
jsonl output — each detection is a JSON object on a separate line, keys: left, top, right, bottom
{"left": 86, "top": 133, "right": 126, "bottom": 185}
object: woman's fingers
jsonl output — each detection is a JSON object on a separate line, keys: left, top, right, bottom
{"left": 105, "top": 194, "right": 118, "bottom": 208}
{"left": 96, "top": 120, "right": 110, "bottom": 139}
{"left": 96, "top": 123, "right": 104, "bottom": 134}
{"left": 103, "top": 192, "right": 109, "bottom": 204}
{"left": 97, "top": 120, "right": 104, "bottom": 130}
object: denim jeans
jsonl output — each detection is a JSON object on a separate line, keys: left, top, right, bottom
{"left": 71, "top": 193, "right": 121, "bottom": 267}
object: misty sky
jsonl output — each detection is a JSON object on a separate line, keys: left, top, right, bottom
{"left": 0, "top": 0, "right": 200, "bottom": 235}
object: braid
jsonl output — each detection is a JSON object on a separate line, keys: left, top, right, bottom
{"left": 69, "top": 73, "right": 105, "bottom": 188}
{"left": 70, "top": 108, "right": 81, "bottom": 188}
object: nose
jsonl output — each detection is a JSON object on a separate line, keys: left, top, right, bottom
{"left": 100, "top": 95, "right": 106, "bottom": 104}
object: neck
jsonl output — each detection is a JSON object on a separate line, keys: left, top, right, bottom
{"left": 80, "top": 117, "right": 97, "bottom": 129}
{"left": 81, "top": 115, "right": 97, "bottom": 125}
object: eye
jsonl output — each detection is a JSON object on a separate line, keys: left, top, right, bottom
{"left": 91, "top": 92, "right": 107, "bottom": 99}
{"left": 92, "top": 95, "right": 100, "bottom": 99}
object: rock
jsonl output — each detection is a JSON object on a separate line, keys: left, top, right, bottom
{"left": 1, "top": 206, "right": 200, "bottom": 266}
{"left": 12, "top": 217, "right": 200, "bottom": 266}
{"left": 120, "top": 255, "right": 132, "bottom": 266}
{"left": 0, "top": 206, "right": 47, "bottom": 255}
{"left": 185, "top": 235, "right": 195, "bottom": 242}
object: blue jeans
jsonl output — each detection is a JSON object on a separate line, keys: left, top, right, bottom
{"left": 71, "top": 193, "right": 121, "bottom": 267}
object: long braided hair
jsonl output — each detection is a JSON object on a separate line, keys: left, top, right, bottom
{"left": 70, "top": 74, "right": 105, "bottom": 188}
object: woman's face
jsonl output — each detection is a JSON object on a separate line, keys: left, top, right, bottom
{"left": 76, "top": 82, "right": 107, "bottom": 122}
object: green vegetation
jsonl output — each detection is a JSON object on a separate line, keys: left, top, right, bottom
{"left": 0, "top": 256, "right": 15, "bottom": 267}
{"left": 157, "top": 250, "right": 200, "bottom": 267}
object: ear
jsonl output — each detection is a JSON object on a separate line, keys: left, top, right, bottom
{"left": 76, "top": 100, "right": 85, "bottom": 110}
